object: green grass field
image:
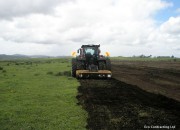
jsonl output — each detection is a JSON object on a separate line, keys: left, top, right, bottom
{"left": 0, "top": 58, "right": 87, "bottom": 130}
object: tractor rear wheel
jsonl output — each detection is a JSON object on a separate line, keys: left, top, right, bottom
{"left": 72, "top": 58, "right": 77, "bottom": 77}
{"left": 99, "top": 61, "right": 106, "bottom": 70}
{"left": 106, "top": 59, "right": 111, "bottom": 71}
{"left": 77, "top": 61, "right": 84, "bottom": 70}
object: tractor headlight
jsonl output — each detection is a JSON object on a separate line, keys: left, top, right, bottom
{"left": 107, "top": 74, "right": 111, "bottom": 78}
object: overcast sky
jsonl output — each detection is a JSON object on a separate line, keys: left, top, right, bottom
{"left": 0, "top": 0, "right": 180, "bottom": 57}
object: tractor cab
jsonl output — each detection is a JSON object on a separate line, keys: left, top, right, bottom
{"left": 77, "top": 44, "right": 100, "bottom": 57}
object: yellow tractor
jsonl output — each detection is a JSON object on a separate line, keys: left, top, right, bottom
{"left": 71, "top": 44, "right": 112, "bottom": 78}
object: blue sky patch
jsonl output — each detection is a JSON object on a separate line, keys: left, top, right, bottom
{"left": 154, "top": 0, "right": 180, "bottom": 24}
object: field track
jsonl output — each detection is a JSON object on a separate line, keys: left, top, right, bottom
{"left": 77, "top": 79, "right": 180, "bottom": 129}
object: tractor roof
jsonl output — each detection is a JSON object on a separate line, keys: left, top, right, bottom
{"left": 81, "top": 44, "right": 100, "bottom": 48}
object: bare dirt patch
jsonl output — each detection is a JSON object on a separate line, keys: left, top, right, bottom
{"left": 77, "top": 79, "right": 180, "bottom": 129}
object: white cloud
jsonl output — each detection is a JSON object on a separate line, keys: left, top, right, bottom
{"left": 0, "top": 0, "right": 179, "bottom": 57}
{"left": 176, "top": 8, "right": 180, "bottom": 13}
{"left": 0, "top": 37, "right": 53, "bottom": 55}
{"left": 0, "top": 0, "right": 73, "bottom": 19}
{"left": 160, "top": 17, "right": 180, "bottom": 34}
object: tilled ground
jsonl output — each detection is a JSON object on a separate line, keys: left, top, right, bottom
{"left": 111, "top": 61, "right": 180, "bottom": 101}
{"left": 77, "top": 79, "right": 180, "bottom": 129}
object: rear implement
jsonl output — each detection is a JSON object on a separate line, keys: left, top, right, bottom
{"left": 76, "top": 70, "right": 112, "bottom": 78}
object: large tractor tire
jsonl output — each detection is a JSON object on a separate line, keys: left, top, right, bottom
{"left": 98, "top": 61, "right": 106, "bottom": 70}
{"left": 71, "top": 58, "right": 77, "bottom": 77}
{"left": 106, "top": 59, "right": 111, "bottom": 71}
{"left": 77, "top": 61, "right": 84, "bottom": 70}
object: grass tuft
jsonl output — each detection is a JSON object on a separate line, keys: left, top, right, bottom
{"left": 34, "top": 73, "right": 40, "bottom": 76}
{"left": 2, "top": 70, "right": 6, "bottom": 73}
{"left": 15, "top": 62, "right": 19, "bottom": 65}
{"left": 0, "top": 66, "right": 3, "bottom": 70}
{"left": 47, "top": 71, "right": 53, "bottom": 75}
{"left": 55, "top": 71, "right": 71, "bottom": 77}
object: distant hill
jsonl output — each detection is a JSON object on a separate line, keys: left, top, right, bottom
{"left": 0, "top": 54, "right": 71, "bottom": 60}
{"left": 28, "top": 55, "right": 53, "bottom": 58}
{"left": 0, "top": 54, "right": 30, "bottom": 60}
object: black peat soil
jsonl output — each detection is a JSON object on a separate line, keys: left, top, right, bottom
{"left": 77, "top": 79, "right": 180, "bottom": 130}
